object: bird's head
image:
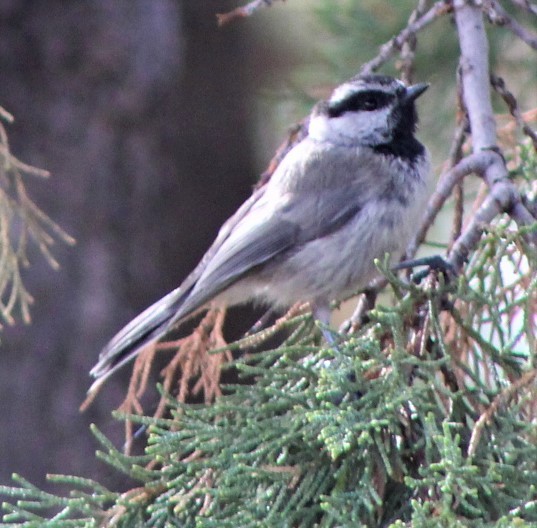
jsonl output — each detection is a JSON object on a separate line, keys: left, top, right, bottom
{"left": 309, "top": 74, "right": 428, "bottom": 148}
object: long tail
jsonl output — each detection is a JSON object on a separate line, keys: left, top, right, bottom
{"left": 88, "top": 286, "right": 191, "bottom": 394}
{"left": 89, "top": 188, "right": 269, "bottom": 394}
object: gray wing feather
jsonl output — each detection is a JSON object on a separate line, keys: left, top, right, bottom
{"left": 174, "top": 183, "right": 364, "bottom": 319}
{"left": 90, "top": 187, "right": 268, "bottom": 383}
{"left": 91, "top": 167, "right": 366, "bottom": 386}
{"left": 89, "top": 287, "right": 191, "bottom": 381}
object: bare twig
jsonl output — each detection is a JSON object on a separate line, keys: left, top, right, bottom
{"left": 491, "top": 73, "right": 537, "bottom": 150}
{"left": 339, "top": 286, "right": 379, "bottom": 334}
{"left": 509, "top": 0, "right": 537, "bottom": 16}
{"left": 398, "top": 0, "right": 429, "bottom": 84}
{"left": 360, "top": 1, "right": 451, "bottom": 75}
{"left": 447, "top": 113, "right": 469, "bottom": 250}
{"left": 468, "top": 368, "right": 537, "bottom": 457}
{"left": 485, "top": 0, "right": 537, "bottom": 50}
{"left": 449, "top": 187, "right": 505, "bottom": 271}
{"left": 0, "top": 144, "right": 50, "bottom": 178}
{"left": 216, "top": 0, "right": 280, "bottom": 26}
{"left": 0, "top": 106, "right": 14, "bottom": 123}
{"left": 406, "top": 152, "right": 495, "bottom": 260}
{"left": 256, "top": 122, "right": 308, "bottom": 189}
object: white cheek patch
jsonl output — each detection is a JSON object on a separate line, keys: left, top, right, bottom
{"left": 330, "top": 113, "right": 374, "bottom": 141}
{"left": 308, "top": 115, "right": 331, "bottom": 142}
{"left": 309, "top": 108, "right": 393, "bottom": 146}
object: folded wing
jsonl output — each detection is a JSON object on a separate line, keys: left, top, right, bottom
{"left": 91, "top": 173, "right": 365, "bottom": 388}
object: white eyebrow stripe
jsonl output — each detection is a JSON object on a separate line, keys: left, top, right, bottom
{"left": 329, "top": 84, "right": 359, "bottom": 105}
{"left": 329, "top": 78, "right": 407, "bottom": 106}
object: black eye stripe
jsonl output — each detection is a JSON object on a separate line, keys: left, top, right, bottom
{"left": 328, "top": 90, "right": 393, "bottom": 118}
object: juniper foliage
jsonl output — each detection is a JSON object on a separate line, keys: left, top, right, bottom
{"left": 2, "top": 1, "right": 537, "bottom": 526}
{"left": 0, "top": 109, "right": 74, "bottom": 327}
{"left": 2, "top": 179, "right": 537, "bottom": 525}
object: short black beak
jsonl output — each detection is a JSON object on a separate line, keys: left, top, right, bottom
{"left": 403, "top": 82, "right": 429, "bottom": 103}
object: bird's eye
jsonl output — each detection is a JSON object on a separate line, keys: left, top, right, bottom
{"left": 327, "top": 90, "right": 390, "bottom": 118}
{"left": 362, "top": 96, "right": 380, "bottom": 111}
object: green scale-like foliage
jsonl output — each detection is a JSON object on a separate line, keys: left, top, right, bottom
{"left": 2, "top": 1, "right": 537, "bottom": 525}
{"left": 2, "top": 187, "right": 537, "bottom": 526}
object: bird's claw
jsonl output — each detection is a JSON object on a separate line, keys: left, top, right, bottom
{"left": 394, "top": 255, "right": 456, "bottom": 284}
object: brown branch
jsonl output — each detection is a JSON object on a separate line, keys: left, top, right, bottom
{"left": 468, "top": 368, "right": 537, "bottom": 457}
{"left": 119, "top": 344, "right": 158, "bottom": 452}
{"left": 490, "top": 73, "right": 537, "bottom": 150}
{"left": 509, "top": 0, "right": 537, "bottom": 16}
{"left": 216, "top": 0, "right": 280, "bottom": 26}
{"left": 256, "top": 122, "right": 308, "bottom": 189}
{"left": 485, "top": 0, "right": 537, "bottom": 50}
{"left": 360, "top": 1, "right": 451, "bottom": 75}
{"left": 340, "top": 286, "right": 380, "bottom": 334}
{"left": 450, "top": 183, "right": 465, "bottom": 252}
{"left": 447, "top": 112, "right": 469, "bottom": 250}
{"left": 398, "top": 0, "right": 429, "bottom": 84}
{"left": 155, "top": 308, "right": 232, "bottom": 410}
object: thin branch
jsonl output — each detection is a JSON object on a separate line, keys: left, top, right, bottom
{"left": 447, "top": 108, "right": 469, "bottom": 250}
{"left": 509, "top": 0, "right": 537, "bottom": 16}
{"left": 450, "top": 158, "right": 537, "bottom": 269}
{"left": 256, "top": 122, "right": 308, "bottom": 189}
{"left": 490, "top": 73, "right": 537, "bottom": 150}
{"left": 398, "top": 0, "right": 429, "bottom": 84}
{"left": 406, "top": 152, "right": 495, "bottom": 260}
{"left": 0, "top": 144, "right": 50, "bottom": 178}
{"left": 449, "top": 189, "right": 503, "bottom": 271}
{"left": 360, "top": 1, "right": 452, "bottom": 75}
{"left": 216, "top": 0, "right": 280, "bottom": 26}
{"left": 485, "top": 0, "right": 537, "bottom": 50}
{"left": 0, "top": 106, "right": 14, "bottom": 123}
{"left": 468, "top": 368, "right": 537, "bottom": 457}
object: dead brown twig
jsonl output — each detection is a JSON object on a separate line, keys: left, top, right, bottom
{"left": 509, "top": 0, "right": 537, "bottom": 16}
{"left": 216, "top": 0, "right": 281, "bottom": 26}
{"left": 484, "top": 0, "right": 537, "bottom": 50}
{"left": 398, "top": 0, "right": 429, "bottom": 84}
{"left": 114, "top": 308, "right": 232, "bottom": 450}
{"left": 468, "top": 369, "right": 537, "bottom": 457}
{"left": 491, "top": 74, "right": 537, "bottom": 151}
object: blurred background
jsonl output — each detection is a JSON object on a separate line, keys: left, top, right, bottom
{"left": 0, "top": 0, "right": 534, "bottom": 491}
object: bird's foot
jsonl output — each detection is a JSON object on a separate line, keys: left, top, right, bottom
{"left": 311, "top": 303, "right": 343, "bottom": 352}
{"left": 246, "top": 308, "right": 275, "bottom": 335}
{"left": 393, "top": 254, "right": 455, "bottom": 284}
{"left": 319, "top": 325, "right": 342, "bottom": 352}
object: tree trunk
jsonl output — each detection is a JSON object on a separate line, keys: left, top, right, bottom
{"left": 0, "top": 0, "right": 260, "bottom": 490}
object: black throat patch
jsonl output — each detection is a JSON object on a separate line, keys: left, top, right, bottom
{"left": 374, "top": 101, "right": 424, "bottom": 162}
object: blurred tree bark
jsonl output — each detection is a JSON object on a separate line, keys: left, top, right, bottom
{"left": 0, "top": 0, "right": 263, "bottom": 489}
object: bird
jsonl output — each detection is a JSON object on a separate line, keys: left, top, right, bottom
{"left": 90, "top": 73, "right": 432, "bottom": 391}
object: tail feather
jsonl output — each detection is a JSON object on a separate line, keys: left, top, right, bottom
{"left": 89, "top": 287, "right": 189, "bottom": 392}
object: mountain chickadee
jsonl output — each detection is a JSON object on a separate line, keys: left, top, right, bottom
{"left": 90, "top": 74, "right": 432, "bottom": 389}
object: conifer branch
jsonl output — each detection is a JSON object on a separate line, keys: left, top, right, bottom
{"left": 3, "top": 1, "right": 537, "bottom": 525}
